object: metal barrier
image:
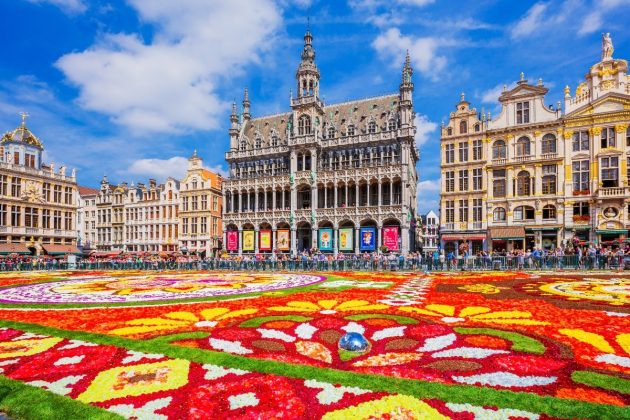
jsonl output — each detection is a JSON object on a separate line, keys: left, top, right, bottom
{"left": 0, "top": 254, "right": 627, "bottom": 272}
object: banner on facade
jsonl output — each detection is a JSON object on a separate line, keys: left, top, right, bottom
{"left": 383, "top": 226, "right": 399, "bottom": 251}
{"left": 339, "top": 228, "right": 354, "bottom": 251}
{"left": 277, "top": 229, "right": 290, "bottom": 251}
{"left": 226, "top": 231, "right": 238, "bottom": 252}
{"left": 318, "top": 228, "right": 333, "bottom": 251}
{"left": 359, "top": 227, "right": 376, "bottom": 251}
{"left": 243, "top": 230, "right": 255, "bottom": 251}
{"left": 259, "top": 230, "right": 272, "bottom": 251}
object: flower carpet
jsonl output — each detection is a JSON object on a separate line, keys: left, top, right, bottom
{"left": 0, "top": 270, "right": 627, "bottom": 419}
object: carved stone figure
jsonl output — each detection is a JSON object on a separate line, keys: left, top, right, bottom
{"left": 602, "top": 33, "right": 614, "bottom": 61}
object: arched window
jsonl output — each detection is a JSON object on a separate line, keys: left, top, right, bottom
{"left": 459, "top": 121, "right": 467, "bottom": 134}
{"left": 493, "top": 207, "right": 506, "bottom": 221}
{"left": 516, "top": 170, "right": 531, "bottom": 196}
{"left": 513, "top": 206, "right": 535, "bottom": 221}
{"left": 239, "top": 140, "right": 247, "bottom": 151}
{"left": 474, "top": 123, "right": 480, "bottom": 132}
{"left": 492, "top": 140, "right": 506, "bottom": 159}
{"left": 271, "top": 134, "right": 279, "bottom": 147}
{"left": 255, "top": 137, "right": 262, "bottom": 149}
{"left": 347, "top": 124, "right": 355, "bottom": 136}
{"left": 368, "top": 121, "right": 377, "bottom": 134}
{"left": 298, "top": 115, "right": 311, "bottom": 135}
{"left": 327, "top": 126, "right": 335, "bottom": 139}
{"left": 447, "top": 127, "right": 453, "bottom": 136}
{"left": 542, "top": 204, "right": 556, "bottom": 220}
{"left": 516, "top": 136, "right": 531, "bottom": 156}
{"left": 542, "top": 134, "right": 556, "bottom": 154}
{"left": 388, "top": 119, "right": 397, "bottom": 131}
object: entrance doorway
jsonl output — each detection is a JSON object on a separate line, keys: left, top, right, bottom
{"left": 297, "top": 222, "right": 312, "bottom": 252}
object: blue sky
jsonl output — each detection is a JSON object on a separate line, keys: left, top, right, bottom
{"left": 1, "top": 0, "right": 629, "bottom": 214}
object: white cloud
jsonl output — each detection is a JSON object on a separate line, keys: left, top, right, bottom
{"left": 480, "top": 83, "right": 508, "bottom": 104}
{"left": 56, "top": 0, "right": 282, "bottom": 134}
{"left": 26, "top": 0, "right": 87, "bottom": 14}
{"left": 126, "top": 157, "right": 190, "bottom": 181}
{"left": 415, "top": 114, "right": 438, "bottom": 146}
{"left": 578, "top": 0, "right": 630, "bottom": 35}
{"left": 511, "top": 2, "right": 548, "bottom": 39}
{"left": 416, "top": 180, "right": 440, "bottom": 214}
{"left": 372, "top": 28, "right": 447, "bottom": 79}
{"left": 125, "top": 157, "right": 228, "bottom": 182}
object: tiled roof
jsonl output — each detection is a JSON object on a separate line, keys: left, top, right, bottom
{"left": 78, "top": 186, "right": 100, "bottom": 196}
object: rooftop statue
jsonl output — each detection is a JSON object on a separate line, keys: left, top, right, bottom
{"left": 602, "top": 32, "right": 614, "bottom": 61}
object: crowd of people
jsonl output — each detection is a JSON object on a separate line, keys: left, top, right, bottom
{"left": 0, "top": 243, "right": 628, "bottom": 271}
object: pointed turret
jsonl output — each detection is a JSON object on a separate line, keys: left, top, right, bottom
{"left": 229, "top": 100, "right": 240, "bottom": 150}
{"left": 295, "top": 29, "right": 320, "bottom": 99}
{"left": 242, "top": 88, "right": 251, "bottom": 121}
{"left": 399, "top": 50, "right": 414, "bottom": 128}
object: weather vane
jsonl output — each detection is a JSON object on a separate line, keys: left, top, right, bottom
{"left": 19, "top": 111, "right": 29, "bottom": 126}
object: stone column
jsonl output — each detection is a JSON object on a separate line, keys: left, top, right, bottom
{"left": 290, "top": 227, "right": 297, "bottom": 255}
{"left": 311, "top": 185, "right": 318, "bottom": 210}
{"left": 355, "top": 184, "right": 359, "bottom": 208}
{"left": 378, "top": 181, "right": 382, "bottom": 206}
{"left": 272, "top": 189, "right": 276, "bottom": 211}
{"left": 378, "top": 224, "right": 383, "bottom": 249}
{"left": 324, "top": 186, "right": 327, "bottom": 208}
{"left": 271, "top": 228, "right": 276, "bottom": 253}
{"left": 334, "top": 184, "right": 338, "bottom": 208}
{"left": 312, "top": 227, "right": 318, "bottom": 250}
{"left": 254, "top": 228, "right": 259, "bottom": 253}
{"left": 238, "top": 228, "right": 243, "bottom": 256}
{"left": 345, "top": 183, "right": 348, "bottom": 207}
{"left": 402, "top": 226, "right": 410, "bottom": 253}
{"left": 355, "top": 227, "right": 360, "bottom": 255}
{"left": 333, "top": 227, "right": 338, "bottom": 256}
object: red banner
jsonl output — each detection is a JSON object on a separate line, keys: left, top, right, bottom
{"left": 382, "top": 226, "right": 399, "bottom": 251}
{"left": 226, "top": 231, "right": 238, "bottom": 251}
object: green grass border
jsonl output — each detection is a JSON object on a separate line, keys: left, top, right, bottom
{"left": 0, "top": 375, "right": 122, "bottom": 420}
{"left": 0, "top": 320, "right": 627, "bottom": 419}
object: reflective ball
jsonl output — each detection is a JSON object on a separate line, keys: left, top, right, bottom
{"left": 338, "top": 332, "right": 371, "bottom": 352}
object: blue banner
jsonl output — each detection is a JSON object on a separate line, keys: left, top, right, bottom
{"left": 359, "top": 227, "right": 376, "bottom": 251}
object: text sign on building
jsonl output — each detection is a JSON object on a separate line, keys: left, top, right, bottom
{"left": 277, "top": 229, "right": 290, "bottom": 251}
{"left": 259, "top": 230, "right": 272, "bottom": 251}
{"left": 359, "top": 227, "right": 376, "bottom": 251}
{"left": 318, "top": 228, "right": 333, "bottom": 251}
{"left": 383, "top": 226, "right": 399, "bottom": 251}
{"left": 227, "top": 231, "right": 238, "bottom": 251}
{"left": 339, "top": 228, "right": 353, "bottom": 251}
{"left": 243, "top": 231, "right": 255, "bottom": 251}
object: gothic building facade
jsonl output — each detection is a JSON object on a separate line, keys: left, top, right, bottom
{"left": 440, "top": 35, "right": 630, "bottom": 253}
{"left": 222, "top": 31, "right": 419, "bottom": 255}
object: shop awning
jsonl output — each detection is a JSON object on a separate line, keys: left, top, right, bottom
{"left": 595, "top": 229, "right": 628, "bottom": 234}
{"left": 0, "top": 243, "right": 32, "bottom": 255}
{"left": 572, "top": 226, "right": 592, "bottom": 231}
{"left": 490, "top": 226, "right": 525, "bottom": 240}
{"left": 528, "top": 226, "right": 561, "bottom": 232}
{"left": 42, "top": 244, "right": 81, "bottom": 255}
{"left": 442, "top": 234, "right": 486, "bottom": 241}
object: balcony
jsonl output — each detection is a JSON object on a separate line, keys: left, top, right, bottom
{"left": 514, "top": 155, "right": 533, "bottom": 163}
{"left": 491, "top": 158, "right": 507, "bottom": 165}
{"left": 472, "top": 222, "right": 484, "bottom": 230}
{"left": 597, "top": 186, "right": 628, "bottom": 198}
{"left": 443, "top": 223, "right": 455, "bottom": 231}
{"left": 541, "top": 153, "right": 558, "bottom": 160}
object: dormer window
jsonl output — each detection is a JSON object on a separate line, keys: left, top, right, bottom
{"left": 327, "top": 126, "right": 335, "bottom": 139}
{"left": 347, "top": 124, "right": 355, "bottom": 136}
{"left": 368, "top": 121, "right": 377, "bottom": 134}
{"left": 516, "top": 102, "right": 530, "bottom": 124}
{"left": 239, "top": 140, "right": 247, "bottom": 151}
{"left": 447, "top": 127, "right": 453, "bottom": 136}
{"left": 474, "top": 123, "right": 480, "bottom": 132}
{"left": 459, "top": 121, "right": 467, "bottom": 134}
{"left": 388, "top": 119, "right": 397, "bottom": 131}
{"left": 271, "top": 134, "right": 279, "bottom": 146}
{"left": 255, "top": 137, "right": 262, "bottom": 149}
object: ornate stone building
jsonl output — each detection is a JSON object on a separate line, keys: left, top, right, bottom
{"left": 95, "top": 177, "right": 181, "bottom": 253}
{"left": 0, "top": 115, "right": 79, "bottom": 255}
{"left": 222, "top": 30, "right": 419, "bottom": 255}
{"left": 178, "top": 152, "right": 223, "bottom": 256}
{"left": 419, "top": 210, "right": 439, "bottom": 255}
{"left": 77, "top": 186, "right": 99, "bottom": 252}
{"left": 439, "top": 34, "right": 630, "bottom": 253}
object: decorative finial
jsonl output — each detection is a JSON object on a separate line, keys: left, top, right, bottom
{"left": 460, "top": 92, "right": 465, "bottom": 102}
{"left": 564, "top": 85, "right": 570, "bottom": 96}
{"left": 520, "top": 72, "right": 525, "bottom": 81}
{"left": 503, "top": 84, "right": 507, "bottom": 92}
{"left": 243, "top": 88, "right": 249, "bottom": 102}
{"left": 193, "top": 149, "right": 197, "bottom": 157}
{"left": 19, "top": 111, "right": 29, "bottom": 127}
{"left": 538, "top": 78, "right": 543, "bottom": 86}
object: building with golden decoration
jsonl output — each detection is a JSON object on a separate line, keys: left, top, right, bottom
{"left": 178, "top": 151, "right": 223, "bottom": 256}
{"left": 440, "top": 34, "right": 629, "bottom": 253}
{"left": 0, "top": 115, "right": 79, "bottom": 255}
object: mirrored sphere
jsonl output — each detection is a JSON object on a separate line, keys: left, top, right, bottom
{"left": 338, "top": 332, "right": 371, "bottom": 352}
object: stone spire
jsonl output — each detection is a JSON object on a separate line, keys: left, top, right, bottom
{"left": 399, "top": 50, "right": 414, "bottom": 128}
{"left": 242, "top": 88, "right": 251, "bottom": 121}
{"left": 296, "top": 28, "right": 320, "bottom": 99}
{"left": 229, "top": 100, "right": 239, "bottom": 149}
